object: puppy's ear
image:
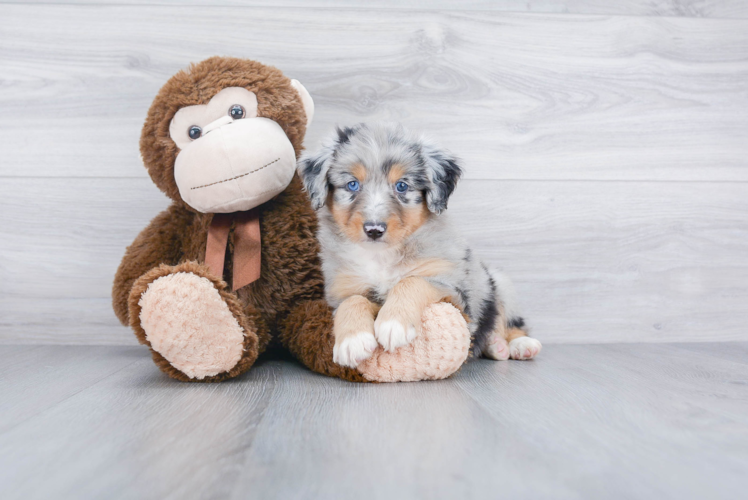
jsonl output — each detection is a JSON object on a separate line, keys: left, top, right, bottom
{"left": 422, "top": 144, "right": 463, "bottom": 214}
{"left": 298, "top": 147, "right": 334, "bottom": 210}
{"left": 298, "top": 125, "right": 362, "bottom": 209}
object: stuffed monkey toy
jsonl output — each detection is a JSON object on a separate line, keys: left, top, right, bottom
{"left": 112, "top": 56, "right": 470, "bottom": 383}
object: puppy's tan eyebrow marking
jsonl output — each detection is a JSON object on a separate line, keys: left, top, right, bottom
{"left": 387, "top": 163, "right": 406, "bottom": 184}
{"left": 350, "top": 163, "right": 367, "bottom": 181}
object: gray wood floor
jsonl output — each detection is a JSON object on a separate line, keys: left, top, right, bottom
{"left": 1, "top": 343, "right": 746, "bottom": 500}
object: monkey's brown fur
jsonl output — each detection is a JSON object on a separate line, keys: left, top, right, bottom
{"left": 112, "top": 57, "right": 361, "bottom": 382}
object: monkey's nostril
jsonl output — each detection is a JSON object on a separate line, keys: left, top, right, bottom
{"left": 363, "top": 221, "right": 387, "bottom": 240}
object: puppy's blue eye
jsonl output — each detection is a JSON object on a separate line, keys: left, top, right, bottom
{"left": 346, "top": 180, "right": 360, "bottom": 192}
{"left": 395, "top": 181, "right": 409, "bottom": 193}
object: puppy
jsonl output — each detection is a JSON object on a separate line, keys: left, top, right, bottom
{"left": 298, "top": 123, "right": 541, "bottom": 368}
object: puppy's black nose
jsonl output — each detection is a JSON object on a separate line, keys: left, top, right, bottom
{"left": 363, "top": 221, "right": 387, "bottom": 240}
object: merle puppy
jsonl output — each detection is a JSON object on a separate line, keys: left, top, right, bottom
{"left": 298, "top": 123, "right": 541, "bottom": 368}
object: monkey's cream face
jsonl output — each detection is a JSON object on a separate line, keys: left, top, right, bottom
{"left": 169, "top": 85, "right": 313, "bottom": 213}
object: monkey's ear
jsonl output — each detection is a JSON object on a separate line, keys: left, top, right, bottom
{"left": 422, "top": 143, "right": 463, "bottom": 214}
{"left": 298, "top": 146, "right": 334, "bottom": 210}
{"left": 290, "top": 79, "right": 314, "bottom": 128}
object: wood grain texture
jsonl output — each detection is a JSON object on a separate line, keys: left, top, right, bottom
{"left": 0, "top": 346, "right": 143, "bottom": 433}
{"left": 0, "top": 346, "right": 281, "bottom": 500}
{"left": 1, "top": 177, "right": 747, "bottom": 344}
{"left": 1, "top": 6, "right": 747, "bottom": 181}
{"left": 1, "top": 4, "right": 746, "bottom": 345}
{"left": 7, "top": 1, "right": 748, "bottom": 19}
{"left": 0, "top": 344, "right": 746, "bottom": 499}
{"left": 677, "top": 341, "right": 748, "bottom": 365}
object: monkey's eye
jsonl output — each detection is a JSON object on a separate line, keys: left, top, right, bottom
{"left": 229, "top": 104, "right": 245, "bottom": 120}
{"left": 395, "top": 181, "right": 409, "bottom": 193}
{"left": 346, "top": 180, "right": 360, "bottom": 192}
{"left": 188, "top": 126, "right": 202, "bottom": 140}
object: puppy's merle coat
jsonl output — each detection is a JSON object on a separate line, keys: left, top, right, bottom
{"left": 298, "top": 123, "right": 541, "bottom": 368}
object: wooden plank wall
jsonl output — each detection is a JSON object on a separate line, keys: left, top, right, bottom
{"left": 1, "top": 1, "right": 747, "bottom": 344}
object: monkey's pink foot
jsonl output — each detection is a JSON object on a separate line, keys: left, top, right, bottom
{"left": 139, "top": 272, "right": 246, "bottom": 379}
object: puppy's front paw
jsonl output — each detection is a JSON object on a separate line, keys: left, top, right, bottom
{"left": 509, "top": 337, "right": 542, "bottom": 360}
{"left": 333, "top": 331, "right": 378, "bottom": 368}
{"left": 374, "top": 319, "right": 417, "bottom": 352}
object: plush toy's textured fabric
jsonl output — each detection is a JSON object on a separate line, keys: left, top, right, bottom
{"left": 138, "top": 272, "right": 246, "bottom": 379}
{"left": 281, "top": 300, "right": 470, "bottom": 383}
{"left": 113, "top": 57, "right": 471, "bottom": 383}
{"left": 281, "top": 299, "right": 368, "bottom": 382}
{"left": 117, "top": 176, "right": 328, "bottom": 382}
{"left": 127, "top": 261, "right": 263, "bottom": 383}
{"left": 358, "top": 302, "right": 471, "bottom": 382}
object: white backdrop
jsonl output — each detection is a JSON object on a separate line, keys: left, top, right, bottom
{"left": 1, "top": 1, "right": 747, "bottom": 344}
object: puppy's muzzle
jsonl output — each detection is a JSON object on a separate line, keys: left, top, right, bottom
{"left": 364, "top": 221, "right": 387, "bottom": 240}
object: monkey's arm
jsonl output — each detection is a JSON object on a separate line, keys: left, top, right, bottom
{"left": 280, "top": 300, "right": 368, "bottom": 382}
{"left": 112, "top": 204, "right": 194, "bottom": 325}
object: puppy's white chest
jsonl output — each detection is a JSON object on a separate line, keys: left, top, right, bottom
{"left": 347, "top": 245, "right": 405, "bottom": 296}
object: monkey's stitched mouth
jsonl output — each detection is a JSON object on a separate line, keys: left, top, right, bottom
{"left": 190, "top": 158, "right": 281, "bottom": 190}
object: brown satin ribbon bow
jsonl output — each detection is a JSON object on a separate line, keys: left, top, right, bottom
{"left": 205, "top": 209, "right": 262, "bottom": 291}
